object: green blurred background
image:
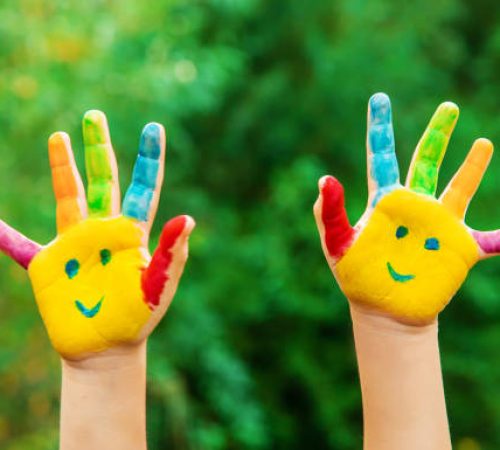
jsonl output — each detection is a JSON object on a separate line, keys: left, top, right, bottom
{"left": 0, "top": 0, "right": 499, "bottom": 448}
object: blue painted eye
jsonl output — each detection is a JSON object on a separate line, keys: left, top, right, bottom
{"left": 100, "top": 249, "right": 111, "bottom": 266}
{"left": 396, "top": 226, "right": 409, "bottom": 239}
{"left": 425, "top": 238, "right": 440, "bottom": 251}
{"left": 65, "top": 259, "right": 80, "bottom": 279}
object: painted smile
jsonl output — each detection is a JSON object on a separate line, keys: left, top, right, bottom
{"left": 387, "top": 262, "right": 415, "bottom": 283}
{"left": 75, "top": 297, "right": 104, "bottom": 318}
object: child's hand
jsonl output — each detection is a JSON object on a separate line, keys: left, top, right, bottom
{"left": 314, "top": 93, "right": 499, "bottom": 324}
{"left": 0, "top": 111, "right": 194, "bottom": 359}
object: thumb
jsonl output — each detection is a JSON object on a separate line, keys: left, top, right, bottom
{"left": 142, "top": 215, "right": 195, "bottom": 309}
{"left": 313, "top": 175, "right": 354, "bottom": 263}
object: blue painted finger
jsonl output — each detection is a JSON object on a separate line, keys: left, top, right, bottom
{"left": 122, "top": 123, "right": 163, "bottom": 221}
{"left": 367, "top": 93, "right": 400, "bottom": 204}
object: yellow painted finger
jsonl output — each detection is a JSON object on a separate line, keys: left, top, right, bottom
{"left": 440, "top": 138, "right": 493, "bottom": 218}
{"left": 49, "top": 132, "right": 87, "bottom": 233}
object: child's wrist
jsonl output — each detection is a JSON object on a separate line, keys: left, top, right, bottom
{"left": 349, "top": 302, "right": 438, "bottom": 337}
{"left": 61, "top": 340, "right": 147, "bottom": 372}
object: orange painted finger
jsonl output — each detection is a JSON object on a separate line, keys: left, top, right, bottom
{"left": 440, "top": 138, "right": 493, "bottom": 218}
{"left": 49, "top": 132, "right": 87, "bottom": 233}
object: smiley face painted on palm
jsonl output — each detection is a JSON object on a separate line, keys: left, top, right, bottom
{"left": 335, "top": 189, "right": 478, "bottom": 322}
{"left": 28, "top": 217, "right": 151, "bottom": 357}
{"left": 314, "top": 93, "right": 500, "bottom": 324}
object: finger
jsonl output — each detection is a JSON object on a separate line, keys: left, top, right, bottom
{"left": 366, "top": 93, "right": 399, "bottom": 205}
{"left": 406, "top": 102, "right": 459, "bottom": 195}
{"left": 122, "top": 123, "right": 165, "bottom": 229}
{"left": 440, "top": 138, "right": 493, "bottom": 218}
{"left": 141, "top": 215, "right": 195, "bottom": 310}
{"left": 472, "top": 230, "right": 500, "bottom": 258}
{"left": 48, "top": 132, "right": 87, "bottom": 233}
{"left": 83, "top": 110, "right": 120, "bottom": 217}
{"left": 0, "top": 220, "right": 41, "bottom": 269}
{"left": 313, "top": 176, "right": 354, "bottom": 263}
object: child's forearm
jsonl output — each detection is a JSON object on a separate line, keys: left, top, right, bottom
{"left": 60, "top": 342, "right": 147, "bottom": 450}
{"left": 350, "top": 305, "right": 451, "bottom": 450}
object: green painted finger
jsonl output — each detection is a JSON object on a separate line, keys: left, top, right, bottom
{"left": 406, "top": 102, "right": 459, "bottom": 195}
{"left": 83, "top": 110, "right": 119, "bottom": 217}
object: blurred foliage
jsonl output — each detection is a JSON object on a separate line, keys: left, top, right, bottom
{"left": 0, "top": 0, "right": 499, "bottom": 448}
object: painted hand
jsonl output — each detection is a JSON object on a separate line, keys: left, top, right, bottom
{"left": 314, "top": 93, "right": 499, "bottom": 324}
{"left": 0, "top": 111, "right": 195, "bottom": 359}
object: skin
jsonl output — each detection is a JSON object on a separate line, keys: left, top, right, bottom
{"left": 314, "top": 93, "right": 500, "bottom": 449}
{"left": 351, "top": 305, "right": 451, "bottom": 450}
{"left": 0, "top": 110, "right": 195, "bottom": 450}
{"left": 60, "top": 343, "right": 148, "bottom": 450}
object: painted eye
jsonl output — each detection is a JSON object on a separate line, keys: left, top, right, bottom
{"left": 395, "top": 226, "right": 409, "bottom": 239}
{"left": 425, "top": 238, "right": 440, "bottom": 251}
{"left": 65, "top": 259, "right": 80, "bottom": 279}
{"left": 100, "top": 249, "right": 111, "bottom": 266}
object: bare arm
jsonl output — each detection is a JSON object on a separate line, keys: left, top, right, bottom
{"left": 60, "top": 344, "right": 147, "bottom": 450}
{"left": 351, "top": 306, "right": 451, "bottom": 450}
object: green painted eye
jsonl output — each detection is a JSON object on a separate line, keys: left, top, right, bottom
{"left": 396, "top": 226, "right": 409, "bottom": 239}
{"left": 425, "top": 237, "right": 440, "bottom": 251}
{"left": 65, "top": 259, "right": 80, "bottom": 279}
{"left": 100, "top": 249, "right": 111, "bottom": 266}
